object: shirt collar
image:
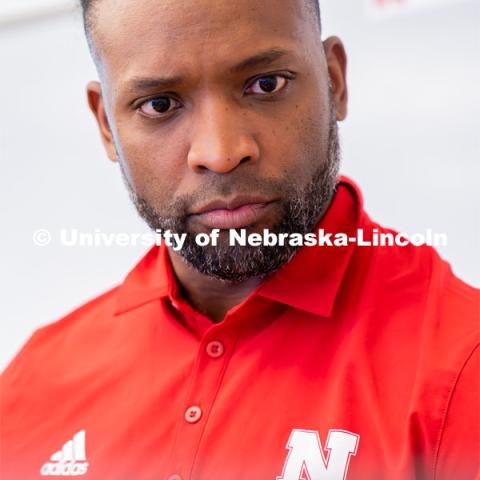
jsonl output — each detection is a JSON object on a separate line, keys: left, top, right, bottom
{"left": 115, "top": 176, "right": 364, "bottom": 318}
{"left": 255, "top": 176, "right": 363, "bottom": 317}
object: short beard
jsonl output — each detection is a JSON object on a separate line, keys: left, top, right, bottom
{"left": 119, "top": 97, "right": 341, "bottom": 283}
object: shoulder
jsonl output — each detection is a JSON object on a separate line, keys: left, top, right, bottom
{"left": 360, "top": 215, "right": 478, "bottom": 324}
{"left": 1, "top": 285, "right": 120, "bottom": 387}
{"left": 1, "top": 245, "right": 167, "bottom": 391}
{"left": 350, "top": 214, "right": 479, "bottom": 378}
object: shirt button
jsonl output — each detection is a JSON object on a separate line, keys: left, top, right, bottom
{"left": 206, "top": 340, "right": 225, "bottom": 358}
{"left": 167, "top": 475, "right": 182, "bottom": 480}
{"left": 185, "top": 406, "right": 202, "bottom": 424}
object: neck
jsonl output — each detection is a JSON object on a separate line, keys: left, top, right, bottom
{"left": 168, "top": 249, "right": 262, "bottom": 323}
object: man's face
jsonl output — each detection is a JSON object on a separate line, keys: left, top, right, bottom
{"left": 87, "top": 0, "right": 348, "bottom": 282}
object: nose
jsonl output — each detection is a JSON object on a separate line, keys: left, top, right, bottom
{"left": 187, "top": 98, "right": 260, "bottom": 174}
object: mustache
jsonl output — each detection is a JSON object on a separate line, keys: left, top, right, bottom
{"left": 164, "top": 173, "right": 295, "bottom": 218}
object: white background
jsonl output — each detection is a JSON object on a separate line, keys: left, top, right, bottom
{"left": 1, "top": 0, "right": 479, "bottom": 371}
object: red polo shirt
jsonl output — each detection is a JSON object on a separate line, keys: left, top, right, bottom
{"left": 1, "top": 177, "right": 479, "bottom": 480}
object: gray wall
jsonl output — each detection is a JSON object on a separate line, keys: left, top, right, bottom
{"left": 1, "top": 0, "right": 479, "bottom": 370}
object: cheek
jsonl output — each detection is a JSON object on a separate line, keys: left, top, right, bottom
{"left": 115, "top": 122, "right": 189, "bottom": 207}
{"left": 260, "top": 100, "right": 330, "bottom": 182}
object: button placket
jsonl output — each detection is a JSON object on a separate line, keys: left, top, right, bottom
{"left": 167, "top": 323, "right": 243, "bottom": 476}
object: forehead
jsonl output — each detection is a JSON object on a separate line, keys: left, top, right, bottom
{"left": 91, "top": 0, "right": 317, "bottom": 81}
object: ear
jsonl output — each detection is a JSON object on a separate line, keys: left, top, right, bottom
{"left": 322, "top": 36, "right": 348, "bottom": 121}
{"left": 86, "top": 81, "right": 117, "bottom": 162}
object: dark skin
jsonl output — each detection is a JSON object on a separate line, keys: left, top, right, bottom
{"left": 86, "top": 0, "right": 348, "bottom": 323}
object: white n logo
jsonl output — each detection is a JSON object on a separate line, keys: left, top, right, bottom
{"left": 277, "top": 429, "right": 360, "bottom": 480}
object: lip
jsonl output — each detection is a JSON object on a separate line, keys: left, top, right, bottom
{"left": 189, "top": 196, "right": 277, "bottom": 229}
{"left": 191, "top": 195, "right": 276, "bottom": 215}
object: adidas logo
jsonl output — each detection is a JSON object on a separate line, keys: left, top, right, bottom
{"left": 40, "top": 430, "right": 89, "bottom": 476}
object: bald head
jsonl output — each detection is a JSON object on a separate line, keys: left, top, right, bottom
{"left": 79, "top": 0, "right": 321, "bottom": 43}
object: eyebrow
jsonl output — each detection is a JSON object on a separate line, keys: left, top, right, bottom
{"left": 229, "top": 48, "right": 293, "bottom": 73}
{"left": 125, "top": 76, "right": 184, "bottom": 93}
{"left": 124, "top": 49, "right": 294, "bottom": 93}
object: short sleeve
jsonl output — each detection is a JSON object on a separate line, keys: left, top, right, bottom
{"left": 434, "top": 345, "right": 480, "bottom": 480}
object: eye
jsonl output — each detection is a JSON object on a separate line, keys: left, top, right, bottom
{"left": 138, "top": 96, "right": 181, "bottom": 117}
{"left": 245, "top": 75, "right": 288, "bottom": 95}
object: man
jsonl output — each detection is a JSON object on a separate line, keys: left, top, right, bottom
{"left": 1, "top": 0, "right": 478, "bottom": 479}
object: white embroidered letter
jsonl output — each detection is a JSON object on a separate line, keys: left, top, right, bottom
{"left": 277, "top": 429, "right": 359, "bottom": 480}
